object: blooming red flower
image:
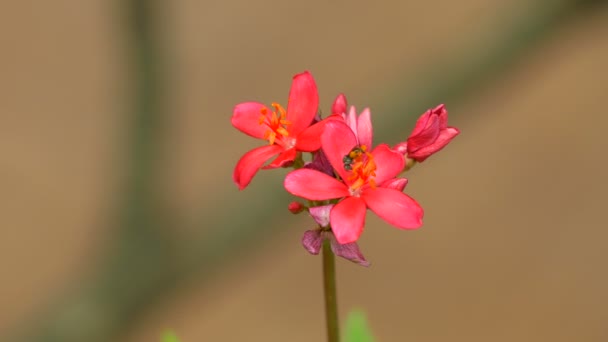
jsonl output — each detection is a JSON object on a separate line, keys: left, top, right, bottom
{"left": 231, "top": 71, "right": 330, "bottom": 190}
{"left": 284, "top": 120, "right": 423, "bottom": 244}
{"left": 394, "top": 104, "right": 460, "bottom": 162}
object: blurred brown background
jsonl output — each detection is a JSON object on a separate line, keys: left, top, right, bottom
{"left": 1, "top": 0, "right": 607, "bottom": 341}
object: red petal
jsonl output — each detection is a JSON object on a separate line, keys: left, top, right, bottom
{"left": 330, "top": 197, "right": 366, "bottom": 244}
{"left": 409, "top": 126, "right": 460, "bottom": 162}
{"left": 433, "top": 104, "right": 448, "bottom": 128}
{"left": 321, "top": 120, "right": 358, "bottom": 184}
{"left": 362, "top": 187, "right": 423, "bottom": 229}
{"left": 263, "top": 147, "right": 296, "bottom": 169}
{"left": 409, "top": 109, "right": 432, "bottom": 137}
{"left": 286, "top": 71, "right": 319, "bottom": 136}
{"left": 356, "top": 107, "right": 373, "bottom": 148}
{"left": 284, "top": 169, "right": 349, "bottom": 200}
{"left": 379, "top": 178, "right": 408, "bottom": 191}
{"left": 233, "top": 145, "right": 282, "bottom": 190}
{"left": 297, "top": 115, "right": 344, "bottom": 151}
{"left": 407, "top": 113, "right": 440, "bottom": 152}
{"left": 331, "top": 93, "right": 347, "bottom": 115}
{"left": 231, "top": 102, "right": 269, "bottom": 139}
{"left": 345, "top": 106, "right": 358, "bottom": 135}
{"left": 370, "top": 144, "right": 405, "bottom": 185}
{"left": 296, "top": 119, "right": 327, "bottom": 151}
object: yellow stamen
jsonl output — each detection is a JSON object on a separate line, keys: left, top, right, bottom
{"left": 343, "top": 145, "right": 377, "bottom": 191}
{"left": 258, "top": 103, "right": 291, "bottom": 145}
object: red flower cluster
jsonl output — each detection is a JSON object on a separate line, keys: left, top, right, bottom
{"left": 231, "top": 71, "right": 459, "bottom": 265}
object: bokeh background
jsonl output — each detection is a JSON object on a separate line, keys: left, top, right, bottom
{"left": 1, "top": 0, "right": 608, "bottom": 341}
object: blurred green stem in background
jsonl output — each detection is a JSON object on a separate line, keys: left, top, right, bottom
{"left": 11, "top": 0, "right": 176, "bottom": 341}
{"left": 6, "top": 0, "right": 605, "bottom": 341}
{"left": 322, "top": 240, "right": 340, "bottom": 342}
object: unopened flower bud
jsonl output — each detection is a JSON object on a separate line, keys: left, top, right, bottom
{"left": 397, "top": 104, "right": 459, "bottom": 162}
{"left": 288, "top": 201, "right": 306, "bottom": 214}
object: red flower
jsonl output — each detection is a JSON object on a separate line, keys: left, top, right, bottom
{"left": 284, "top": 120, "right": 423, "bottom": 244}
{"left": 395, "top": 104, "right": 460, "bottom": 162}
{"left": 231, "top": 71, "right": 330, "bottom": 190}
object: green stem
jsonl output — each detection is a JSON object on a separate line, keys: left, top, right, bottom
{"left": 322, "top": 239, "right": 340, "bottom": 342}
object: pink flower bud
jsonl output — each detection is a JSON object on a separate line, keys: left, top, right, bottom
{"left": 400, "top": 104, "right": 459, "bottom": 162}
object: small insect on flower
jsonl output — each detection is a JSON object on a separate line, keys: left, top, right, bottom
{"left": 342, "top": 146, "right": 365, "bottom": 171}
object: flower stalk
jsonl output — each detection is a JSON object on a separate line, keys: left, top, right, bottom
{"left": 322, "top": 239, "right": 340, "bottom": 342}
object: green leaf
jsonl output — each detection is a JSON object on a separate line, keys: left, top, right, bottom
{"left": 344, "top": 310, "right": 376, "bottom": 342}
{"left": 161, "top": 330, "right": 181, "bottom": 342}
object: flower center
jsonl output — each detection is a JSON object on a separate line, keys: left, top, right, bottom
{"left": 259, "top": 103, "right": 291, "bottom": 145}
{"left": 342, "top": 145, "right": 376, "bottom": 192}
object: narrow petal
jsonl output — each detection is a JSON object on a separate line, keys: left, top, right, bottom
{"left": 379, "top": 178, "right": 408, "bottom": 191}
{"left": 321, "top": 120, "right": 358, "bottom": 183}
{"left": 409, "top": 127, "right": 460, "bottom": 162}
{"left": 284, "top": 169, "right": 349, "bottom": 200}
{"left": 362, "top": 187, "right": 423, "bottom": 229}
{"left": 356, "top": 108, "right": 373, "bottom": 148}
{"left": 233, "top": 145, "right": 282, "bottom": 190}
{"left": 302, "top": 230, "right": 323, "bottom": 255}
{"left": 345, "top": 106, "right": 358, "bottom": 136}
{"left": 231, "top": 102, "right": 269, "bottom": 139}
{"left": 263, "top": 147, "right": 296, "bottom": 169}
{"left": 331, "top": 93, "right": 347, "bottom": 115}
{"left": 370, "top": 144, "right": 405, "bottom": 185}
{"left": 296, "top": 119, "right": 327, "bottom": 151}
{"left": 330, "top": 197, "right": 366, "bottom": 244}
{"left": 286, "top": 71, "right": 319, "bottom": 136}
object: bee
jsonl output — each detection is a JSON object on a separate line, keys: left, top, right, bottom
{"left": 342, "top": 146, "right": 365, "bottom": 171}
